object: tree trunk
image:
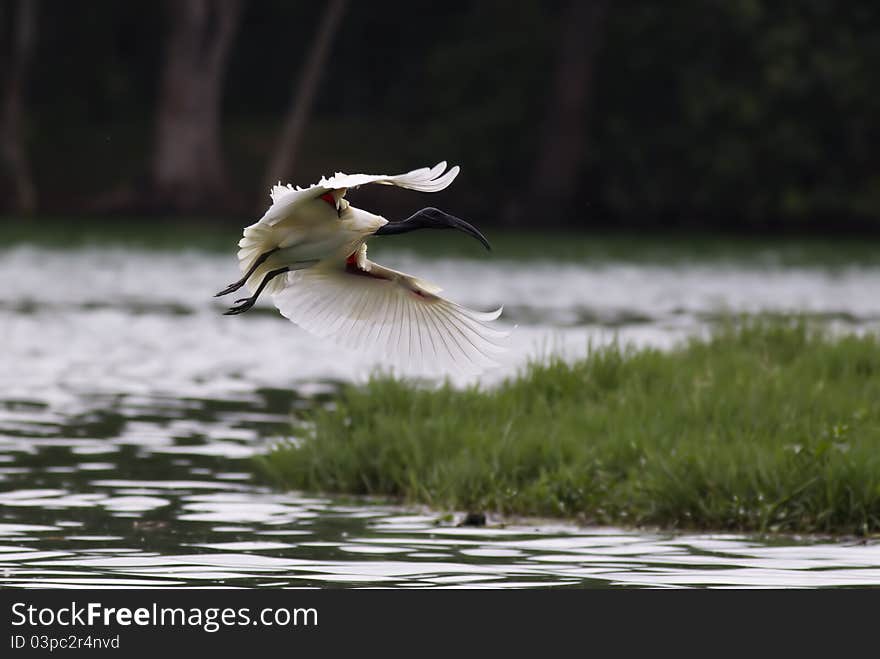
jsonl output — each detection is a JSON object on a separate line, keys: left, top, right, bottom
{"left": 152, "top": 0, "right": 242, "bottom": 212}
{"left": 263, "top": 0, "right": 347, "bottom": 195}
{"left": 523, "top": 0, "right": 608, "bottom": 227}
{"left": 0, "top": 0, "right": 38, "bottom": 214}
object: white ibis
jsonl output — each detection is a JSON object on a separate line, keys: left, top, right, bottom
{"left": 216, "top": 162, "right": 506, "bottom": 374}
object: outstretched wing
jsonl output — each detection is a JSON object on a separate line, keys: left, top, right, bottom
{"left": 319, "top": 161, "right": 459, "bottom": 193}
{"left": 259, "top": 161, "right": 460, "bottom": 228}
{"left": 271, "top": 248, "right": 506, "bottom": 375}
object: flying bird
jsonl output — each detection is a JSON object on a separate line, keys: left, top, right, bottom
{"left": 215, "top": 161, "right": 506, "bottom": 374}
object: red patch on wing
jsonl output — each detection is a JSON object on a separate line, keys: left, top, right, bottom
{"left": 344, "top": 252, "right": 390, "bottom": 281}
{"left": 319, "top": 192, "right": 336, "bottom": 207}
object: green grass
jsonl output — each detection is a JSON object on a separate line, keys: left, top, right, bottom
{"left": 257, "top": 319, "right": 880, "bottom": 535}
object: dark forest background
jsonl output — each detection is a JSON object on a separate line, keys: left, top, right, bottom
{"left": 1, "top": 0, "right": 879, "bottom": 232}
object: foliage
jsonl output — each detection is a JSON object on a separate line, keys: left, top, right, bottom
{"left": 7, "top": 1, "right": 880, "bottom": 227}
{"left": 591, "top": 1, "right": 880, "bottom": 228}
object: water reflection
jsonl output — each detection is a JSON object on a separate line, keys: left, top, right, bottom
{"left": 1, "top": 246, "right": 879, "bottom": 588}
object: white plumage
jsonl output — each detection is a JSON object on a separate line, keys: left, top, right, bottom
{"left": 217, "top": 161, "right": 506, "bottom": 375}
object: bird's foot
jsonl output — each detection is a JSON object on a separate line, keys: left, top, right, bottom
{"left": 223, "top": 296, "right": 257, "bottom": 315}
{"left": 214, "top": 280, "right": 246, "bottom": 297}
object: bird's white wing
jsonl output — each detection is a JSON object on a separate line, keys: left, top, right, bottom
{"left": 258, "top": 184, "right": 330, "bottom": 228}
{"left": 319, "top": 161, "right": 460, "bottom": 193}
{"left": 257, "top": 161, "right": 459, "bottom": 229}
{"left": 271, "top": 253, "right": 506, "bottom": 375}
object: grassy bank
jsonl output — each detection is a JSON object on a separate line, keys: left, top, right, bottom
{"left": 258, "top": 320, "right": 880, "bottom": 535}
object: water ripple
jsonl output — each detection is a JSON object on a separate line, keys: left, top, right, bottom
{"left": 2, "top": 246, "right": 879, "bottom": 588}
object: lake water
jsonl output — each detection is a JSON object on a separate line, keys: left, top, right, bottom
{"left": 2, "top": 241, "right": 880, "bottom": 588}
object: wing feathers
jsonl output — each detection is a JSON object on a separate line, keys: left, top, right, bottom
{"left": 272, "top": 258, "right": 506, "bottom": 375}
{"left": 256, "top": 161, "right": 460, "bottom": 232}
{"left": 319, "top": 161, "right": 460, "bottom": 194}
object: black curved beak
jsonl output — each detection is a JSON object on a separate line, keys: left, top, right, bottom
{"left": 374, "top": 207, "right": 492, "bottom": 251}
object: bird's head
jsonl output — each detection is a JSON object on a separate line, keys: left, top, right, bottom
{"left": 373, "top": 207, "right": 491, "bottom": 250}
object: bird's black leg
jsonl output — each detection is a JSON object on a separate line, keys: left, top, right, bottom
{"left": 223, "top": 267, "right": 290, "bottom": 315}
{"left": 214, "top": 248, "right": 279, "bottom": 297}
